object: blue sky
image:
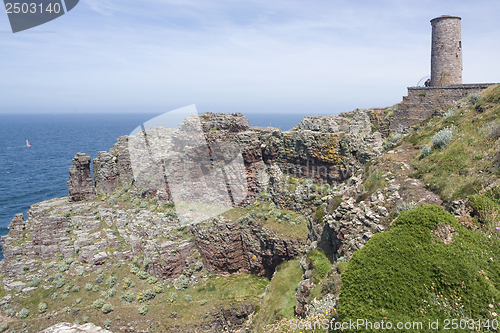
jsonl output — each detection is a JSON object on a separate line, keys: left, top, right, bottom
{"left": 1, "top": 0, "right": 499, "bottom": 114}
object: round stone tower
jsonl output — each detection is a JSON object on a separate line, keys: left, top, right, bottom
{"left": 430, "top": 15, "right": 462, "bottom": 87}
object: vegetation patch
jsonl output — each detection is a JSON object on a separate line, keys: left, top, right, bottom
{"left": 252, "top": 259, "right": 303, "bottom": 331}
{"left": 338, "top": 205, "right": 500, "bottom": 331}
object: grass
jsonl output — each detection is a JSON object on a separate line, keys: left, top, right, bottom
{"left": 306, "top": 250, "right": 334, "bottom": 301}
{"left": 221, "top": 204, "right": 309, "bottom": 242}
{"left": 4, "top": 260, "right": 269, "bottom": 332}
{"left": 252, "top": 259, "right": 303, "bottom": 331}
{"left": 338, "top": 205, "right": 500, "bottom": 332}
{"left": 357, "top": 165, "right": 386, "bottom": 202}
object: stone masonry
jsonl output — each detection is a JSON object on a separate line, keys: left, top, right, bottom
{"left": 430, "top": 15, "right": 462, "bottom": 87}
{"left": 391, "top": 84, "right": 496, "bottom": 131}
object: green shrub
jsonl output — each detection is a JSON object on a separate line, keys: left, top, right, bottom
{"left": 96, "top": 268, "right": 103, "bottom": 275}
{"left": 123, "top": 277, "right": 133, "bottom": 289}
{"left": 307, "top": 250, "right": 332, "bottom": 284}
{"left": 136, "top": 271, "right": 149, "bottom": 280}
{"left": 104, "top": 319, "right": 112, "bottom": 328}
{"left": 109, "top": 288, "right": 116, "bottom": 297}
{"left": 200, "top": 300, "right": 207, "bottom": 306}
{"left": 432, "top": 126, "right": 453, "bottom": 149}
{"left": 313, "top": 206, "right": 325, "bottom": 225}
{"left": 137, "top": 289, "right": 156, "bottom": 302}
{"left": 467, "top": 194, "right": 499, "bottom": 224}
{"left": 95, "top": 274, "right": 104, "bottom": 284}
{"left": 101, "top": 291, "right": 108, "bottom": 299}
{"left": 101, "top": 303, "right": 114, "bottom": 314}
{"left": 166, "top": 209, "right": 178, "bottom": 219}
{"left": 71, "top": 285, "right": 80, "bottom": 292}
{"left": 194, "top": 261, "right": 203, "bottom": 271}
{"left": 153, "top": 285, "right": 163, "bottom": 294}
{"left": 338, "top": 205, "right": 500, "bottom": 325}
{"left": 92, "top": 285, "right": 99, "bottom": 292}
{"left": 130, "top": 266, "right": 140, "bottom": 274}
{"left": 143, "top": 257, "right": 152, "bottom": 269}
{"left": 85, "top": 283, "right": 93, "bottom": 291}
{"left": 0, "top": 323, "right": 8, "bottom": 333}
{"left": 82, "top": 315, "right": 89, "bottom": 323}
{"left": 54, "top": 278, "right": 66, "bottom": 288}
{"left": 147, "top": 276, "right": 158, "bottom": 284}
{"left": 58, "top": 263, "right": 69, "bottom": 272}
{"left": 138, "top": 305, "right": 148, "bottom": 315}
{"left": 19, "top": 308, "right": 30, "bottom": 318}
{"left": 28, "top": 278, "right": 42, "bottom": 288}
{"left": 420, "top": 145, "right": 431, "bottom": 158}
{"left": 470, "top": 93, "right": 481, "bottom": 105}
{"left": 184, "top": 294, "right": 193, "bottom": 302}
{"left": 121, "top": 291, "right": 135, "bottom": 302}
{"left": 38, "top": 302, "right": 47, "bottom": 313}
{"left": 106, "top": 276, "right": 117, "bottom": 288}
{"left": 177, "top": 274, "right": 189, "bottom": 290}
{"left": 238, "top": 214, "right": 253, "bottom": 226}
{"left": 93, "top": 299, "right": 105, "bottom": 309}
{"left": 169, "top": 292, "right": 178, "bottom": 302}
{"left": 443, "top": 107, "right": 456, "bottom": 119}
{"left": 4, "top": 309, "right": 16, "bottom": 317}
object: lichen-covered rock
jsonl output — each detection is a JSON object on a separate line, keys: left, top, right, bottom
{"left": 93, "top": 151, "right": 119, "bottom": 195}
{"left": 68, "top": 153, "right": 96, "bottom": 202}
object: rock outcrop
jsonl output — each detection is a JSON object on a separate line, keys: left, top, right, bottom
{"left": 190, "top": 221, "right": 302, "bottom": 278}
{"left": 68, "top": 153, "right": 96, "bottom": 202}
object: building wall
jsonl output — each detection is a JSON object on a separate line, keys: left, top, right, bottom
{"left": 430, "top": 16, "right": 462, "bottom": 87}
{"left": 390, "top": 84, "right": 495, "bottom": 132}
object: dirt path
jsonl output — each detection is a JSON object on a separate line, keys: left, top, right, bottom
{"left": 380, "top": 142, "right": 443, "bottom": 206}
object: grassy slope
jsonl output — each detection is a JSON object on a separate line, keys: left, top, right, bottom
{"left": 5, "top": 262, "right": 269, "bottom": 332}
{"left": 338, "top": 205, "right": 500, "bottom": 332}
{"left": 408, "top": 85, "right": 500, "bottom": 202}
{"left": 252, "top": 259, "right": 303, "bottom": 331}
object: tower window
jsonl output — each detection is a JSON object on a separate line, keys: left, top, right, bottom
{"left": 459, "top": 41, "right": 462, "bottom": 48}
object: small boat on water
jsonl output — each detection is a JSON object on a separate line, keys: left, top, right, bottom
{"left": 26, "top": 140, "right": 31, "bottom": 147}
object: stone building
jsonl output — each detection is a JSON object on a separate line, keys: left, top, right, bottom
{"left": 430, "top": 15, "right": 463, "bottom": 87}
{"left": 390, "top": 15, "right": 497, "bottom": 132}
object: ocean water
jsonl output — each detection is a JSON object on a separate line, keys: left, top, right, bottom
{"left": 0, "top": 111, "right": 320, "bottom": 260}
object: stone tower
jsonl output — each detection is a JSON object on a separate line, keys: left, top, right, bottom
{"left": 430, "top": 15, "right": 462, "bottom": 87}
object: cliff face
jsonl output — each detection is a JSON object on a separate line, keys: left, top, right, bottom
{"left": 1, "top": 109, "right": 386, "bottom": 277}
{"left": 189, "top": 221, "right": 302, "bottom": 279}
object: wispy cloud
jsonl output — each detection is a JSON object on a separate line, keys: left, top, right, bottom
{"left": 83, "top": 0, "right": 116, "bottom": 16}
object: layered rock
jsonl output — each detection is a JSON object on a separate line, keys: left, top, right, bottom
{"left": 257, "top": 109, "right": 383, "bottom": 184}
{"left": 189, "top": 221, "right": 303, "bottom": 278}
{"left": 68, "top": 153, "right": 95, "bottom": 202}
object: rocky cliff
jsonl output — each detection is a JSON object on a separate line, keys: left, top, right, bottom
{"left": 0, "top": 108, "right": 390, "bottom": 333}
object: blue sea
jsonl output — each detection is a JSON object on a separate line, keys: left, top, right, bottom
{"left": 0, "top": 112, "right": 320, "bottom": 260}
